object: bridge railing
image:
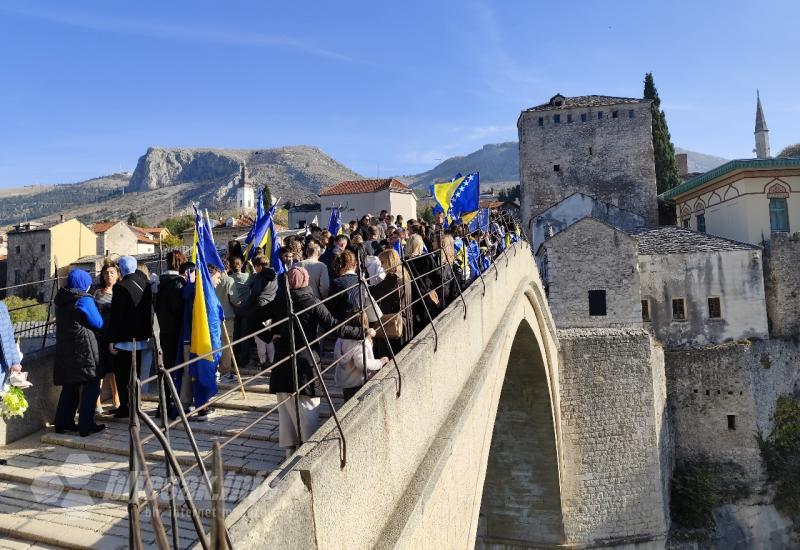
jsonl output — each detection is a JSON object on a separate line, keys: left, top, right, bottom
{"left": 126, "top": 211, "right": 527, "bottom": 549}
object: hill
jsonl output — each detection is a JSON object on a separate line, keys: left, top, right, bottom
{"left": 0, "top": 146, "right": 361, "bottom": 226}
{"left": 411, "top": 143, "right": 728, "bottom": 188}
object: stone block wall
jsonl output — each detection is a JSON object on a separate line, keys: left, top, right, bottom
{"left": 541, "top": 217, "right": 643, "bottom": 329}
{"left": 519, "top": 100, "right": 658, "bottom": 233}
{"left": 763, "top": 232, "right": 800, "bottom": 339}
{"left": 0, "top": 347, "right": 60, "bottom": 445}
{"left": 665, "top": 340, "right": 800, "bottom": 485}
{"left": 557, "top": 328, "right": 669, "bottom": 546}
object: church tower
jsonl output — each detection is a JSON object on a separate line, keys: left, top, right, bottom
{"left": 754, "top": 90, "right": 770, "bottom": 159}
{"left": 235, "top": 162, "right": 255, "bottom": 210}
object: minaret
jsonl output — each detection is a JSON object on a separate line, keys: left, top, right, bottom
{"left": 236, "top": 162, "right": 254, "bottom": 210}
{"left": 754, "top": 90, "right": 770, "bottom": 159}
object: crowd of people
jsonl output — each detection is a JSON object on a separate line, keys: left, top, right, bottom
{"left": 50, "top": 209, "right": 521, "bottom": 457}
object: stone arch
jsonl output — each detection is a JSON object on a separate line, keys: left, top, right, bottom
{"left": 708, "top": 191, "right": 722, "bottom": 206}
{"left": 766, "top": 181, "right": 790, "bottom": 198}
{"left": 694, "top": 199, "right": 706, "bottom": 213}
{"left": 477, "top": 314, "right": 565, "bottom": 548}
{"left": 680, "top": 204, "right": 692, "bottom": 219}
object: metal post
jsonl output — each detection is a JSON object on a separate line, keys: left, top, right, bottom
{"left": 356, "top": 261, "right": 368, "bottom": 387}
{"left": 41, "top": 258, "right": 58, "bottom": 349}
{"left": 153, "top": 334, "right": 179, "bottom": 548}
{"left": 358, "top": 277, "right": 402, "bottom": 398}
{"left": 211, "top": 442, "right": 228, "bottom": 549}
{"left": 440, "top": 235, "right": 467, "bottom": 320}
{"left": 128, "top": 340, "right": 142, "bottom": 548}
{"left": 284, "top": 275, "right": 303, "bottom": 447}
{"left": 221, "top": 322, "right": 246, "bottom": 400}
{"left": 401, "top": 257, "right": 438, "bottom": 352}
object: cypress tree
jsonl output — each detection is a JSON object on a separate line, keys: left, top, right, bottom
{"left": 644, "top": 73, "right": 681, "bottom": 194}
{"left": 262, "top": 184, "right": 272, "bottom": 211}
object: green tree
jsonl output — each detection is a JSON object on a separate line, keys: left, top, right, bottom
{"left": 777, "top": 143, "right": 800, "bottom": 158}
{"left": 263, "top": 184, "right": 273, "bottom": 211}
{"left": 644, "top": 73, "right": 681, "bottom": 194}
{"left": 158, "top": 214, "right": 194, "bottom": 237}
{"left": 2, "top": 296, "right": 48, "bottom": 323}
{"left": 126, "top": 212, "right": 140, "bottom": 226}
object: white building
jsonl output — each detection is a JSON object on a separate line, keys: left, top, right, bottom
{"left": 235, "top": 163, "right": 256, "bottom": 211}
{"left": 319, "top": 178, "right": 417, "bottom": 224}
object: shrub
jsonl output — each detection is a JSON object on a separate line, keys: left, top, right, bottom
{"left": 2, "top": 296, "right": 48, "bottom": 323}
{"left": 671, "top": 462, "right": 719, "bottom": 528}
{"left": 757, "top": 396, "right": 800, "bottom": 518}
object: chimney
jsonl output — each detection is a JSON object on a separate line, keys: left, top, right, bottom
{"left": 59, "top": 214, "right": 64, "bottom": 223}
{"left": 676, "top": 153, "right": 688, "bottom": 177}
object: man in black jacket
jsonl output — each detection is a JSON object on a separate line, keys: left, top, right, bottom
{"left": 107, "top": 256, "right": 153, "bottom": 418}
{"left": 236, "top": 255, "right": 278, "bottom": 368}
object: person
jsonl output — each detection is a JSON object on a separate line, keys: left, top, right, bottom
{"left": 333, "top": 312, "right": 388, "bottom": 403}
{"left": 289, "top": 238, "right": 304, "bottom": 263}
{"left": 228, "top": 256, "right": 252, "bottom": 367}
{"left": 364, "top": 225, "right": 381, "bottom": 256}
{"left": 297, "top": 241, "right": 330, "bottom": 300}
{"left": 155, "top": 251, "right": 187, "bottom": 418}
{"left": 369, "top": 249, "right": 413, "bottom": 357}
{"left": 237, "top": 254, "right": 278, "bottom": 368}
{"left": 269, "top": 267, "right": 363, "bottom": 456}
{"left": 93, "top": 262, "right": 120, "bottom": 414}
{"left": 107, "top": 256, "right": 153, "bottom": 419}
{"left": 213, "top": 260, "right": 238, "bottom": 383}
{"left": 395, "top": 215, "right": 405, "bottom": 229}
{"left": 227, "top": 240, "right": 244, "bottom": 263}
{"left": 356, "top": 215, "right": 372, "bottom": 241}
{"left": 278, "top": 245, "right": 296, "bottom": 272}
{"left": 0, "top": 301, "right": 23, "bottom": 404}
{"left": 320, "top": 234, "right": 349, "bottom": 280}
{"left": 405, "top": 234, "right": 439, "bottom": 333}
{"left": 53, "top": 269, "right": 106, "bottom": 436}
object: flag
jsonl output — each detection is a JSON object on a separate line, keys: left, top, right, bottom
{"left": 311, "top": 215, "right": 319, "bottom": 227}
{"left": 430, "top": 173, "right": 461, "bottom": 216}
{"left": 468, "top": 208, "right": 490, "bottom": 233}
{"left": 193, "top": 206, "right": 224, "bottom": 270}
{"left": 327, "top": 207, "right": 343, "bottom": 236}
{"left": 393, "top": 238, "right": 404, "bottom": 259}
{"left": 188, "top": 214, "right": 224, "bottom": 407}
{"left": 431, "top": 172, "right": 480, "bottom": 225}
{"left": 467, "top": 238, "right": 481, "bottom": 275}
{"left": 244, "top": 202, "right": 278, "bottom": 263}
{"left": 244, "top": 188, "right": 265, "bottom": 251}
{"left": 269, "top": 220, "right": 285, "bottom": 275}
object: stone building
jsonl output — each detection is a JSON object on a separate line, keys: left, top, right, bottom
{"left": 288, "top": 203, "right": 322, "bottom": 229}
{"left": 235, "top": 163, "right": 256, "bottom": 211}
{"left": 762, "top": 232, "right": 800, "bottom": 339}
{"left": 518, "top": 94, "right": 659, "bottom": 235}
{"left": 634, "top": 226, "right": 769, "bottom": 347}
{"left": 319, "top": 178, "right": 417, "bottom": 223}
{"left": 6, "top": 218, "right": 96, "bottom": 300}
{"left": 539, "top": 217, "right": 642, "bottom": 329}
{"left": 91, "top": 220, "right": 139, "bottom": 257}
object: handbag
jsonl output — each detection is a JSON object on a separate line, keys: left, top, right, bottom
{"left": 377, "top": 312, "right": 403, "bottom": 340}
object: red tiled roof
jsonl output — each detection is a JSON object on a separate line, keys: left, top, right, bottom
{"left": 91, "top": 221, "right": 121, "bottom": 234}
{"left": 320, "top": 178, "right": 410, "bottom": 197}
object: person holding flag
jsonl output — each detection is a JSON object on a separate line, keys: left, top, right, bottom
{"left": 327, "top": 207, "right": 343, "bottom": 237}
{"left": 185, "top": 211, "right": 225, "bottom": 420}
{"left": 430, "top": 172, "right": 481, "bottom": 227}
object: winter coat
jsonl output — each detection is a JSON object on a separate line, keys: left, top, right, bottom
{"left": 155, "top": 273, "right": 185, "bottom": 336}
{"left": 54, "top": 285, "right": 104, "bottom": 385}
{"left": 0, "top": 302, "right": 22, "bottom": 390}
{"left": 269, "top": 286, "right": 361, "bottom": 396}
{"left": 238, "top": 268, "right": 278, "bottom": 328}
{"left": 108, "top": 271, "right": 153, "bottom": 343}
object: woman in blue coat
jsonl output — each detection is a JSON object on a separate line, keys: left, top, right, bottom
{"left": 53, "top": 269, "right": 106, "bottom": 436}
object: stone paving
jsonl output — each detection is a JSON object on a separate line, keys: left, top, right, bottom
{"left": 0, "top": 366, "right": 343, "bottom": 549}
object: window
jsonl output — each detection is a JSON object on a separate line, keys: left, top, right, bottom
{"left": 538, "top": 117, "right": 544, "bottom": 127}
{"left": 553, "top": 164, "right": 560, "bottom": 172}
{"left": 727, "top": 415, "right": 736, "bottom": 431}
{"left": 15, "top": 245, "right": 20, "bottom": 254}
{"left": 597, "top": 111, "right": 603, "bottom": 120}
{"left": 567, "top": 114, "right": 572, "bottom": 123}
{"left": 641, "top": 300, "right": 650, "bottom": 322}
{"left": 697, "top": 213, "right": 706, "bottom": 233}
{"left": 682, "top": 218, "right": 691, "bottom": 229}
{"left": 769, "top": 198, "right": 789, "bottom": 232}
{"left": 628, "top": 109, "right": 635, "bottom": 118}
{"left": 672, "top": 298, "right": 686, "bottom": 321}
{"left": 588, "top": 290, "right": 607, "bottom": 316}
{"left": 589, "top": 147, "right": 593, "bottom": 155}
{"left": 580, "top": 113, "right": 587, "bottom": 122}
{"left": 40, "top": 243, "right": 45, "bottom": 252}
{"left": 612, "top": 110, "right": 619, "bottom": 118}
{"left": 38, "top": 268, "right": 46, "bottom": 281}
{"left": 708, "top": 297, "right": 722, "bottom": 319}
{"left": 553, "top": 114, "right": 561, "bottom": 124}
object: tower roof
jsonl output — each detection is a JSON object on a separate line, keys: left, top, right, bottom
{"left": 755, "top": 90, "right": 768, "bottom": 133}
{"left": 523, "top": 94, "right": 650, "bottom": 113}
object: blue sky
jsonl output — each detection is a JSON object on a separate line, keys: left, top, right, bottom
{"left": 1, "top": 0, "right": 798, "bottom": 186}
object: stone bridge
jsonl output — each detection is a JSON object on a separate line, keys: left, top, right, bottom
{"left": 229, "top": 241, "right": 671, "bottom": 549}
{"left": 0, "top": 240, "right": 670, "bottom": 549}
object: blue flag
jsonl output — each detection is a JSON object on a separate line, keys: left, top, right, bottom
{"left": 327, "top": 207, "right": 343, "bottom": 236}
{"left": 393, "top": 238, "right": 404, "bottom": 259}
{"left": 194, "top": 206, "right": 224, "bottom": 270}
{"left": 468, "top": 208, "right": 490, "bottom": 233}
{"left": 245, "top": 203, "right": 278, "bottom": 263}
{"left": 431, "top": 172, "right": 480, "bottom": 225}
{"left": 244, "top": 188, "right": 265, "bottom": 251}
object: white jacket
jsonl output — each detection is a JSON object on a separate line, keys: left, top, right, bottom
{"left": 333, "top": 337, "right": 383, "bottom": 389}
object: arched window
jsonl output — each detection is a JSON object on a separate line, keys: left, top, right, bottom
{"left": 769, "top": 198, "right": 789, "bottom": 232}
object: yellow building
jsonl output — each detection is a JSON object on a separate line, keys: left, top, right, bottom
{"left": 660, "top": 157, "right": 800, "bottom": 245}
{"left": 6, "top": 217, "right": 96, "bottom": 299}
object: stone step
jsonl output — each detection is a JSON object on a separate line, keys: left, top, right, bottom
{"left": 40, "top": 423, "right": 284, "bottom": 477}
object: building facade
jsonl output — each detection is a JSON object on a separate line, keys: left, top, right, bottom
{"left": 235, "top": 163, "right": 256, "bottom": 211}
{"left": 319, "top": 178, "right": 417, "bottom": 223}
{"left": 91, "top": 221, "right": 139, "bottom": 257}
{"left": 518, "top": 94, "right": 659, "bottom": 236}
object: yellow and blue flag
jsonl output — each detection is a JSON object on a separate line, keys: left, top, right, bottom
{"left": 188, "top": 212, "right": 224, "bottom": 406}
{"left": 192, "top": 205, "right": 224, "bottom": 270}
{"left": 327, "top": 207, "right": 343, "bottom": 236}
{"left": 431, "top": 172, "right": 480, "bottom": 226}
{"left": 244, "top": 202, "right": 276, "bottom": 262}
{"left": 243, "top": 188, "right": 265, "bottom": 252}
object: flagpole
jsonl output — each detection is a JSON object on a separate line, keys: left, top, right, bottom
{"left": 221, "top": 322, "right": 247, "bottom": 401}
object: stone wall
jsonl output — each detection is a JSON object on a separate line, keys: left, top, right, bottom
{"left": 639, "top": 248, "right": 769, "bottom": 347}
{"left": 763, "top": 232, "right": 800, "bottom": 339}
{"left": 0, "top": 347, "right": 60, "bottom": 445}
{"left": 665, "top": 340, "right": 800, "bottom": 485}
{"left": 519, "top": 100, "right": 658, "bottom": 234}
{"left": 558, "top": 328, "right": 670, "bottom": 546}
{"left": 540, "top": 217, "right": 643, "bottom": 329}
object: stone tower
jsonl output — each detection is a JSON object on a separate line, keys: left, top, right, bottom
{"left": 236, "top": 162, "right": 255, "bottom": 210}
{"left": 754, "top": 90, "right": 770, "bottom": 159}
{"left": 518, "top": 94, "right": 659, "bottom": 235}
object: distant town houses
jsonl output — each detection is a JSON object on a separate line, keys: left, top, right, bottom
{"left": 318, "top": 178, "right": 417, "bottom": 224}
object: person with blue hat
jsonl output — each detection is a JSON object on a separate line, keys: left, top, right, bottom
{"left": 53, "top": 269, "right": 106, "bottom": 436}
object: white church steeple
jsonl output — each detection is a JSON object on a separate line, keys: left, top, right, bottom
{"left": 754, "top": 90, "right": 770, "bottom": 159}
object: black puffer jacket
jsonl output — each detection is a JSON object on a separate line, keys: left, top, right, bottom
{"left": 108, "top": 271, "right": 153, "bottom": 343}
{"left": 269, "top": 286, "right": 362, "bottom": 395}
{"left": 54, "top": 288, "right": 101, "bottom": 385}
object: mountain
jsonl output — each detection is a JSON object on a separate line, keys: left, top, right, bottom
{"left": 411, "top": 142, "right": 519, "bottom": 188}
{"left": 411, "top": 143, "right": 728, "bottom": 188}
{"left": 0, "top": 146, "right": 361, "bottom": 227}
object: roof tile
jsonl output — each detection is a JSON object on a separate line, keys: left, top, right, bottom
{"left": 320, "top": 178, "right": 410, "bottom": 196}
{"left": 629, "top": 226, "right": 759, "bottom": 255}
